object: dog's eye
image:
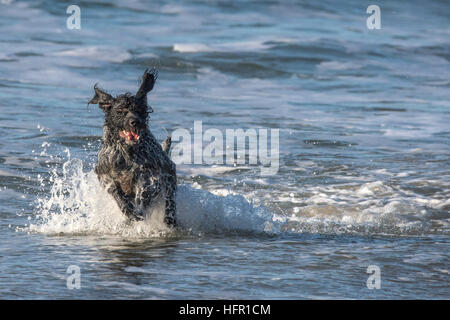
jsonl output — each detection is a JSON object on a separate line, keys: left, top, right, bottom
{"left": 117, "top": 107, "right": 127, "bottom": 113}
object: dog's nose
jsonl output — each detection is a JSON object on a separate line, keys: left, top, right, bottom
{"left": 129, "top": 117, "right": 142, "bottom": 128}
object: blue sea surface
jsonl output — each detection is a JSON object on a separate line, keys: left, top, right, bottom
{"left": 0, "top": 0, "right": 449, "bottom": 299}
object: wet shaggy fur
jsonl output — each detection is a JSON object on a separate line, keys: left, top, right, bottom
{"left": 88, "top": 69, "right": 177, "bottom": 226}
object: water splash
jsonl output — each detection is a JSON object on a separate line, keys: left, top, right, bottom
{"left": 27, "top": 159, "right": 278, "bottom": 237}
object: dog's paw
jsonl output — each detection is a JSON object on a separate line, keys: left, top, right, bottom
{"left": 132, "top": 213, "right": 144, "bottom": 221}
{"left": 123, "top": 207, "right": 145, "bottom": 221}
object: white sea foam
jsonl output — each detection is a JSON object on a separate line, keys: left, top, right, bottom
{"left": 53, "top": 46, "right": 132, "bottom": 63}
{"left": 275, "top": 178, "right": 450, "bottom": 236}
{"left": 173, "top": 39, "right": 274, "bottom": 53}
{"left": 178, "top": 164, "right": 250, "bottom": 177}
{"left": 317, "top": 61, "right": 362, "bottom": 71}
{"left": 24, "top": 152, "right": 449, "bottom": 238}
{"left": 173, "top": 43, "right": 214, "bottom": 53}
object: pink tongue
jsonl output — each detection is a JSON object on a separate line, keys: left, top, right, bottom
{"left": 121, "top": 130, "right": 139, "bottom": 142}
{"left": 129, "top": 131, "right": 139, "bottom": 141}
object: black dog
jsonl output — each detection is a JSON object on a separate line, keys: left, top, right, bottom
{"left": 88, "top": 69, "right": 176, "bottom": 226}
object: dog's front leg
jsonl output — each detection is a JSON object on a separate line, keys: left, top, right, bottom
{"left": 106, "top": 182, "right": 144, "bottom": 221}
{"left": 141, "top": 177, "right": 162, "bottom": 209}
{"left": 96, "top": 161, "right": 144, "bottom": 221}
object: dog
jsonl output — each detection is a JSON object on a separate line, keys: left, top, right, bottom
{"left": 88, "top": 69, "right": 177, "bottom": 226}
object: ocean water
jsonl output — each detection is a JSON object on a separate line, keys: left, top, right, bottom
{"left": 0, "top": 0, "right": 449, "bottom": 299}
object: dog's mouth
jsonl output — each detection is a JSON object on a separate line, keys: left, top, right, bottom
{"left": 120, "top": 130, "right": 140, "bottom": 144}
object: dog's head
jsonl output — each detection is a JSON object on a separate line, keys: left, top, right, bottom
{"left": 89, "top": 69, "right": 157, "bottom": 145}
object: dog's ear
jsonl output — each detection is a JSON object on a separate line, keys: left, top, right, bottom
{"left": 136, "top": 68, "right": 157, "bottom": 102}
{"left": 89, "top": 84, "right": 113, "bottom": 110}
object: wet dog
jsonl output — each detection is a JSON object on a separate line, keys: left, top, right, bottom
{"left": 88, "top": 69, "right": 176, "bottom": 226}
